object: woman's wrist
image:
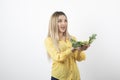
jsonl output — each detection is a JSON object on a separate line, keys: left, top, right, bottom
{"left": 71, "top": 47, "right": 75, "bottom": 52}
{"left": 77, "top": 47, "right": 82, "bottom": 52}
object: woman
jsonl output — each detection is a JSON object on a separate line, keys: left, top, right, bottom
{"left": 44, "top": 11, "right": 89, "bottom": 80}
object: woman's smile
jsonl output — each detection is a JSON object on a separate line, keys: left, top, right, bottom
{"left": 58, "top": 15, "right": 67, "bottom": 33}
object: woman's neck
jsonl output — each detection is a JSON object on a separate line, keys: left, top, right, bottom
{"left": 59, "top": 33, "right": 65, "bottom": 41}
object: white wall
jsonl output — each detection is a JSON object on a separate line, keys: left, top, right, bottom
{"left": 0, "top": 0, "right": 120, "bottom": 80}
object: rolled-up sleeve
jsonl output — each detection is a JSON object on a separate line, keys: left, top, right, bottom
{"left": 73, "top": 50, "right": 86, "bottom": 61}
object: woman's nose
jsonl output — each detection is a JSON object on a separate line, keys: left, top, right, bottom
{"left": 61, "top": 21, "right": 66, "bottom": 25}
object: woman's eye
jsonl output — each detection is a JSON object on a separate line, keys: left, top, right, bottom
{"left": 65, "top": 19, "right": 67, "bottom": 22}
{"left": 58, "top": 19, "right": 67, "bottom": 23}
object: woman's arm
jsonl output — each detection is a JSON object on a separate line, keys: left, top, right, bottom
{"left": 73, "top": 50, "right": 86, "bottom": 61}
{"left": 44, "top": 38, "right": 72, "bottom": 62}
{"left": 71, "top": 36, "right": 89, "bottom": 61}
{"left": 73, "top": 44, "right": 90, "bottom": 61}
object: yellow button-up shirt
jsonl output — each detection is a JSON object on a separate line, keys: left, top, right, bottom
{"left": 44, "top": 37, "right": 86, "bottom": 80}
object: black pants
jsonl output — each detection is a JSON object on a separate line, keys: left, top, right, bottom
{"left": 51, "top": 76, "right": 59, "bottom": 80}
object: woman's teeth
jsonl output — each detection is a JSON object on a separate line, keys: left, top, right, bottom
{"left": 61, "top": 27, "right": 65, "bottom": 29}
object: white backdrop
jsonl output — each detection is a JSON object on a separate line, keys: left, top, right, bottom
{"left": 0, "top": 0, "right": 120, "bottom": 80}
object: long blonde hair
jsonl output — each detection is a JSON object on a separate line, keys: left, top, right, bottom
{"left": 48, "top": 11, "right": 71, "bottom": 52}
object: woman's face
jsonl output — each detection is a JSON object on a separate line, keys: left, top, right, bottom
{"left": 58, "top": 15, "right": 67, "bottom": 34}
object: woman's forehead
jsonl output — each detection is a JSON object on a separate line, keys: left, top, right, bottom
{"left": 58, "top": 15, "right": 67, "bottom": 19}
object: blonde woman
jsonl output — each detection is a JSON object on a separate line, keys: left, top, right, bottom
{"left": 44, "top": 11, "right": 90, "bottom": 80}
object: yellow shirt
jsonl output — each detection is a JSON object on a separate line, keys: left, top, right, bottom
{"left": 44, "top": 37, "right": 86, "bottom": 80}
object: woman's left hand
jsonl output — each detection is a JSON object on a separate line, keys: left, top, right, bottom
{"left": 81, "top": 44, "right": 90, "bottom": 50}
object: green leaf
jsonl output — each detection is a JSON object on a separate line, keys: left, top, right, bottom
{"left": 70, "top": 34, "right": 97, "bottom": 48}
{"left": 88, "top": 34, "right": 97, "bottom": 44}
